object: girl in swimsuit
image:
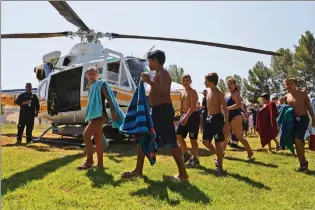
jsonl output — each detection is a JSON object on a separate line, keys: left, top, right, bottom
{"left": 77, "top": 66, "right": 118, "bottom": 170}
{"left": 223, "top": 78, "right": 254, "bottom": 159}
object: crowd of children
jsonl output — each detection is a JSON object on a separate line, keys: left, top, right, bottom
{"left": 80, "top": 49, "right": 315, "bottom": 181}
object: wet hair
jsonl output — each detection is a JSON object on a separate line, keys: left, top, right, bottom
{"left": 261, "top": 93, "right": 270, "bottom": 100}
{"left": 227, "top": 78, "right": 239, "bottom": 91}
{"left": 205, "top": 72, "right": 219, "bottom": 86}
{"left": 147, "top": 50, "right": 166, "bottom": 65}
{"left": 182, "top": 74, "right": 191, "bottom": 81}
{"left": 85, "top": 66, "right": 98, "bottom": 75}
{"left": 285, "top": 77, "right": 298, "bottom": 84}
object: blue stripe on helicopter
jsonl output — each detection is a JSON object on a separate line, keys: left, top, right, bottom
{"left": 1, "top": 88, "right": 37, "bottom": 94}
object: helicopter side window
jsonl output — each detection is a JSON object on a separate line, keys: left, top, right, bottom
{"left": 38, "top": 81, "right": 48, "bottom": 101}
{"left": 107, "top": 61, "right": 120, "bottom": 85}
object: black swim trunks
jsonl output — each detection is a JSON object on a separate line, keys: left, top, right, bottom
{"left": 294, "top": 115, "right": 309, "bottom": 141}
{"left": 203, "top": 113, "right": 225, "bottom": 142}
{"left": 176, "top": 111, "right": 200, "bottom": 140}
{"left": 151, "top": 103, "right": 178, "bottom": 149}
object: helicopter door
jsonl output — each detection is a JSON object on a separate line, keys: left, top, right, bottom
{"left": 102, "top": 48, "right": 135, "bottom": 91}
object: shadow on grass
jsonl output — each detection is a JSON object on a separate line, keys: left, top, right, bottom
{"left": 130, "top": 176, "right": 211, "bottom": 206}
{"left": 1, "top": 153, "right": 82, "bottom": 196}
{"left": 197, "top": 165, "right": 271, "bottom": 190}
{"left": 254, "top": 148, "right": 296, "bottom": 157}
{"left": 86, "top": 168, "right": 130, "bottom": 188}
{"left": 107, "top": 155, "right": 123, "bottom": 163}
{"left": 296, "top": 169, "right": 315, "bottom": 177}
{"left": 225, "top": 156, "right": 278, "bottom": 168}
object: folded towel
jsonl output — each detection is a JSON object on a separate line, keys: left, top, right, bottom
{"left": 85, "top": 79, "right": 125, "bottom": 128}
{"left": 120, "top": 81, "right": 157, "bottom": 165}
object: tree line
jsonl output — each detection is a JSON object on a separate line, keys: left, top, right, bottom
{"left": 167, "top": 31, "right": 315, "bottom": 103}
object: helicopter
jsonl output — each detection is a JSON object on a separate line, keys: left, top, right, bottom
{"left": 1, "top": 1, "right": 282, "bottom": 146}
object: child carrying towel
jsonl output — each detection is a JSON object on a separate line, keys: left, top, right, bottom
{"left": 77, "top": 66, "right": 123, "bottom": 170}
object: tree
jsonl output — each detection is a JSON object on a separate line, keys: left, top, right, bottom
{"left": 293, "top": 31, "right": 315, "bottom": 92}
{"left": 218, "top": 79, "right": 227, "bottom": 93}
{"left": 167, "top": 64, "right": 184, "bottom": 84}
{"left": 244, "top": 61, "right": 279, "bottom": 103}
{"left": 270, "top": 48, "right": 297, "bottom": 93}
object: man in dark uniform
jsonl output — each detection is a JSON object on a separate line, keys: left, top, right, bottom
{"left": 16, "top": 83, "right": 40, "bottom": 144}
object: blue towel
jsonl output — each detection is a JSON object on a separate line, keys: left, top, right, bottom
{"left": 85, "top": 80, "right": 125, "bottom": 129}
{"left": 277, "top": 104, "right": 295, "bottom": 154}
{"left": 120, "top": 81, "right": 157, "bottom": 165}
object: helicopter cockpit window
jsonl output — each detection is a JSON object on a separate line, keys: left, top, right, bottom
{"left": 127, "top": 59, "right": 150, "bottom": 84}
{"left": 119, "top": 64, "right": 130, "bottom": 88}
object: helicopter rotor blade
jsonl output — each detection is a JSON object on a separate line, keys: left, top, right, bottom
{"left": 108, "top": 33, "right": 282, "bottom": 56}
{"left": 1, "top": 32, "right": 70, "bottom": 39}
{"left": 49, "top": 1, "right": 89, "bottom": 31}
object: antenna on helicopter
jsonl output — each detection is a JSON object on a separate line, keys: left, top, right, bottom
{"left": 143, "top": 45, "right": 155, "bottom": 59}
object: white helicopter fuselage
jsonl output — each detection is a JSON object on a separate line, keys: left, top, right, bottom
{"left": 1, "top": 42, "right": 183, "bottom": 126}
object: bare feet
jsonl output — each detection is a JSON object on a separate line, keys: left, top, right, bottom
{"left": 77, "top": 162, "right": 94, "bottom": 170}
{"left": 247, "top": 151, "right": 254, "bottom": 160}
{"left": 163, "top": 174, "right": 188, "bottom": 182}
{"left": 121, "top": 170, "right": 143, "bottom": 179}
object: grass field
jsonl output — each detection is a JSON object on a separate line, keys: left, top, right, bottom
{"left": 1, "top": 124, "right": 315, "bottom": 210}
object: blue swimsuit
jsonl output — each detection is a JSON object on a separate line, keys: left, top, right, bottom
{"left": 226, "top": 92, "right": 242, "bottom": 122}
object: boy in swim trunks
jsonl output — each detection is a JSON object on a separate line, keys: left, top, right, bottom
{"left": 122, "top": 50, "right": 188, "bottom": 181}
{"left": 176, "top": 74, "right": 200, "bottom": 167}
{"left": 284, "top": 78, "right": 315, "bottom": 171}
{"left": 202, "top": 72, "right": 229, "bottom": 173}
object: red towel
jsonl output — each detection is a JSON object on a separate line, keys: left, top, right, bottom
{"left": 256, "top": 102, "right": 279, "bottom": 147}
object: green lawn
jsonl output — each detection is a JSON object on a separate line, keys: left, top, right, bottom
{"left": 1, "top": 124, "right": 315, "bottom": 210}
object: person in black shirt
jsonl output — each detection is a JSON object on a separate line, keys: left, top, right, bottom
{"left": 16, "top": 83, "right": 40, "bottom": 144}
{"left": 249, "top": 104, "right": 258, "bottom": 134}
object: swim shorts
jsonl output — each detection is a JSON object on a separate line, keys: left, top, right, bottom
{"left": 294, "top": 115, "right": 309, "bottom": 141}
{"left": 151, "top": 103, "right": 178, "bottom": 149}
{"left": 176, "top": 111, "right": 200, "bottom": 140}
{"left": 203, "top": 113, "right": 225, "bottom": 142}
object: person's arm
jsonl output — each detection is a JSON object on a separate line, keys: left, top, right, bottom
{"left": 16, "top": 93, "right": 29, "bottom": 105}
{"left": 179, "top": 93, "right": 184, "bottom": 116}
{"left": 228, "top": 92, "right": 241, "bottom": 110}
{"left": 303, "top": 92, "right": 315, "bottom": 123}
{"left": 101, "top": 85, "right": 118, "bottom": 120}
{"left": 182, "top": 90, "right": 198, "bottom": 121}
{"left": 15, "top": 94, "right": 23, "bottom": 106}
{"left": 147, "top": 72, "right": 170, "bottom": 96}
{"left": 219, "top": 92, "right": 229, "bottom": 124}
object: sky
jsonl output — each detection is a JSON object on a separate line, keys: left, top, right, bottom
{"left": 1, "top": 1, "right": 315, "bottom": 93}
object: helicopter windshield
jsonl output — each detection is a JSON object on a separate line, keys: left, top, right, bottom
{"left": 127, "top": 58, "right": 152, "bottom": 84}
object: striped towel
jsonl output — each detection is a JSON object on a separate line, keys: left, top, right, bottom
{"left": 120, "top": 81, "right": 157, "bottom": 165}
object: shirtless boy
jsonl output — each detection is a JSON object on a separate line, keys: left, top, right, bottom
{"left": 122, "top": 50, "right": 188, "bottom": 181}
{"left": 284, "top": 78, "right": 315, "bottom": 171}
{"left": 202, "top": 73, "right": 229, "bottom": 173}
{"left": 176, "top": 74, "right": 200, "bottom": 167}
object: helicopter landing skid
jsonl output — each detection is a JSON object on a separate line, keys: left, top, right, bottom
{"left": 32, "top": 123, "right": 86, "bottom": 147}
